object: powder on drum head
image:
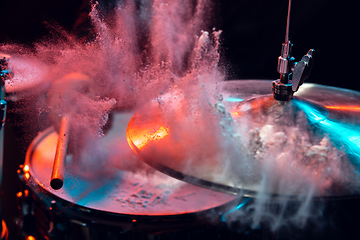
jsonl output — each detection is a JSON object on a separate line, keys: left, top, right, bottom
{"left": 107, "top": 171, "right": 235, "bottom": 214}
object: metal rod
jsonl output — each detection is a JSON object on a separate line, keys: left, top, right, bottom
{"left": 0, "top": 53, "right": 11, "bottom": 239}
{"left": 50, "top": 116, "right": 70, "bottom": 190}
{"left": 285, "top": 0, "right": 292, "bottom": 43}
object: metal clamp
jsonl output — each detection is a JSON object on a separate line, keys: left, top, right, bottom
{"left": 292, "top": 49, "right": 315, "bottom": 92}
{"left": 0, "top": 53, "right": 13, "bottom": 85}
{"left": 272, "top": 0, "right": 314, "bottom": 101}
{"left": 0, "top": 100, "right": 7, "bottom": 131}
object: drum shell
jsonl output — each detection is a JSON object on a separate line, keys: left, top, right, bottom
{"left": 16, "top": 180, "right": 244, "bottom": 240}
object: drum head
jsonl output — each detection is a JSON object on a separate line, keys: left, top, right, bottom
{"left": 24, "top": 112, "right": 237, "bottom": 222}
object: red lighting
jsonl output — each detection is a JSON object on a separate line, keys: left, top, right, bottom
{"left": 325, "top": 105, "right": 360, "bottom": 112}
{"left": 23, "top": 165, "right": 30, "bottom": 172}
{"left": 127, "top": 113, "right": 169, "bottom": 151}
{"left": 133, "top": 126, "right": 169, "bottom": 149}
{"left": 24, "top": 172, "right": 30, "bottom": 179}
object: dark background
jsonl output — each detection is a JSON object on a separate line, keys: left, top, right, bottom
{"left": 218, "top": 0, "right": 359, "bottom": 91}
{"left": 0, "top": 0, "right": 359, "bottom": 239}
{"left": 1, "top": 0, "right": 359, "bottom": 90}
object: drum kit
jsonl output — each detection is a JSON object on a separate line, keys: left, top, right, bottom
{"left": 1, "top": 0, "right": 360, "bottom": 240}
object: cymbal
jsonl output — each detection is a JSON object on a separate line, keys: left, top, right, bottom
{"left": 127, "top": 80, "right": 360, "bottom": 199}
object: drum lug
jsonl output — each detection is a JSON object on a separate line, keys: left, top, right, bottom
{"left": 131, "top": 219, "right": 138, "bottom": 230}
{"left": 16, "top": 186, "right": 71, "bottom": 240}
{"left": 16, "top": 190, "right": 38, "bottom": 238}
{"left": 48, "top": 200, "right": 69, "bottom": 240}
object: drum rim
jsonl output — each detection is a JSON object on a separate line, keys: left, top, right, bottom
{"left": 21, "top": 126, "right": 241, "bottom": 230}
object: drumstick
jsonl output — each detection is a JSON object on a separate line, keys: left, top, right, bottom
{"left": 50, "top": 116, "right": 70, "bottom": 190}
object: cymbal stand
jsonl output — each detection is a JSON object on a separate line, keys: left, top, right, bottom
{"left": 272, "top": 0, "right": 315, "bottom": 101}
{"left": 0, "top": 52, "right": 12, "bottom": 240}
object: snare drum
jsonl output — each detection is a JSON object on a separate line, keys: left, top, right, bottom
{"left": 18, "top": 112, "right": 239, "bottom": 239}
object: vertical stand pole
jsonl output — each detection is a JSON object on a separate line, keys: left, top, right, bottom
{"left": 0, "top": 53, "right": 11, "bottom": 240}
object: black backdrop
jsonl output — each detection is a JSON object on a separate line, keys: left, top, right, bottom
{"left": 1, "top": 1, "right": 360, "bottom": 239}
{"left": 218, "top": 0, "right": 359, "bottom": 90}
{"left": 1, "top": 0, "right": 359, "bottom": 90}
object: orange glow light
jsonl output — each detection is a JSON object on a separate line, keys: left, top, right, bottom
{"left": 26, "top": 235, "right": 36, "bottom": 240}
{"left": 23, "top": 165, "right": 30, "bottom": 172}
{"left": 25, "top": 172, "right": 30, "bottom": 179}
{"left": 132, "top": 126, "right": 169, "bottom": 149}
{"left": 16, "top": 192, "right": 23, "bottom": 198}
{"left": 325, "top": 105, "right": 360, "bottom": 112}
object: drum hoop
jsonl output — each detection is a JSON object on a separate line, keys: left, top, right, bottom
{"left": 22, "top": 127, "right": 241, "bottom": 229}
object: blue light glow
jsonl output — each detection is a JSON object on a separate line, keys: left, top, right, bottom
{"left": 224, "top": 97, "right": 244, "bottom": 102}
{"left": 221, "top": 197, "right": 250, "bottom": 222}
{"left": 293, "top": 99, "right": 360, "bottom": 171}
